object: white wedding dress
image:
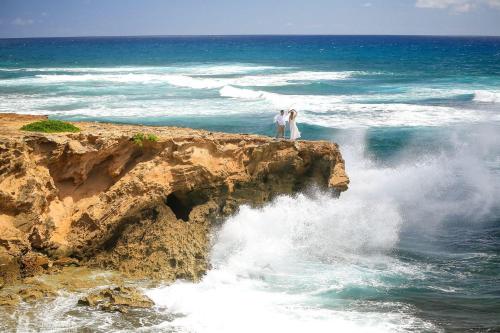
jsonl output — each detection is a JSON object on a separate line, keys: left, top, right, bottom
{"left": 289, "top": 114, "right": 301, "bottom": 140}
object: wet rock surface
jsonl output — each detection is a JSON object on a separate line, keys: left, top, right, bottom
{"left": 0, "top": 278, "right": 58, "bottom": 311}
{"left": 78, "top": 286, "right": 154, "bottom": 313}
{"left": 17, "top": 280, "right": 57, "bottom": 303}
{"left": 0, "top": 293, "right": 20, "bottom": 307}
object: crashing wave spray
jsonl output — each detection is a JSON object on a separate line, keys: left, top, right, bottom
{"left": 147, "top": 127, "right": 500, "bottom": 333}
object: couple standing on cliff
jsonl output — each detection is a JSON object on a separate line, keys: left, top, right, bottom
{"left": 274, "top": 109, "right": 301, "bottom": 140}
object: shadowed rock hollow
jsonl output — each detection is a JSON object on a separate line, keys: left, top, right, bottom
{"left": 0, "top": 114, "right": 349, "bottom": 284}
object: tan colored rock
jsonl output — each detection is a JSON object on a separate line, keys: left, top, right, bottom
{"left": 78, "top": 286, "right": 154, "bottom": 313}
{"left": 32, "top": 266, "right": 123, "bottom": 292}
{"left": 20, "top": 252, "right": 50, "bottom": 277}
{"left": 0, "top": 294, "right": 20, "bottom": 307}
{"left": 0, "top": 253, "right": 22, "bottom": 286}
{"left": 329, "top": 160, "right": 350, "bottom": 192}
{"left": 17, "top": 281, "right": 57, "bottom": 303}
{"left": 0, "top": 216, "right": 31, "bottom": 284}
{"left": 0, "top": 113, "right": 349, "bottom": 282}
{"left": 52, "top": 257, "right": 79, "bottom": 267}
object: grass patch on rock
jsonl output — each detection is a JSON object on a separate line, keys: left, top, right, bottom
{"left": 132, "top": 133, "right": 159, "bottom": 146}
{"left": 20, "top": 120, "right": 80, "bottom": 133}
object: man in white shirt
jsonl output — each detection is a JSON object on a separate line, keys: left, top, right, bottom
{"left": 274, "top": 110, "right": 287, "bottom": 139}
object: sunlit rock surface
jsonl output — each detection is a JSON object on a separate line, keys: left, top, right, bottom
{"left": 0, "top": 114, "right": 348, "bottom": 283}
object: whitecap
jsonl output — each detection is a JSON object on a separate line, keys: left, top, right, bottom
{"left": 0, "top": 69, "right": 357, "bottom": 88}
{"left": 0, "top": 63, "right": 279, "bottom": 75}
{"left": 473, "top": 90, "right": 500, "bottom": 103}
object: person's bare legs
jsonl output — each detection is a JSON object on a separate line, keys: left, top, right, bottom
{"left": 276, "top": 124, "right": 285, "bottom": 138}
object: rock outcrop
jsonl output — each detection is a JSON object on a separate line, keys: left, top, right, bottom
{"left": 78, "top": 286, "right": 154, "bottom": 313}
{"left": 0, "top": 114, "right": 349, "bottom": 284}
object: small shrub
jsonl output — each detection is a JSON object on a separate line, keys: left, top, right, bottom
{"left": 147, "top": 134, "right": 158, "bottom": 142}
{"left": 20, "top": 120, "right": 80, "bottom": 133}
{"left": 132, "top": 133, "right": 159, "bottom": 146}
{"left": 132, "top": 133, "right": 146, "bottom": 146}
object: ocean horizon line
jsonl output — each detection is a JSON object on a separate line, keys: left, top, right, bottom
{"left": 1, "top": 33, "right": 500, "bottom": 40}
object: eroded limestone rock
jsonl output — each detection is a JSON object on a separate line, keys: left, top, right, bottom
{"left": 78, "top": 286, "right": 154, "bottom": 313}
{"left": 0, "top": 294, "right": 20, "bottom": 307}
{"left": 17, "top": 280, "right": 57, "bottom": 303}
{"left": 21, "top": 252, "right": 51, "bottom": 277}
{"left": 0, "top": 114, "right": 349, "bottom": 283}
{"left": 52, "top": 257, "right": 79, "bottom": 267}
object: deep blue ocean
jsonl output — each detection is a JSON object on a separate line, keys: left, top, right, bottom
{"left": 1, "top": 36, "right": 499, "bottom": 332}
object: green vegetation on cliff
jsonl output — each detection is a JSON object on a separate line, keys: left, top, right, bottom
{"left": 132, "top": 133, "right": 159, "bottom": 146}
{"left": 20, "top": 120, "right": 80, "bottom": 133}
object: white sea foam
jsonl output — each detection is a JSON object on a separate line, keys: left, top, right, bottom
{"left": 145, "top": 184, "right": 423, "bottom": 333}
{"left": 0, "top": 73, "right": 226, "bottom": 88}
{"left": 156, "top": 70, "right": 354, "bottom": 88}
{"left": 219, "top": 86, "right": 485, "bottom": 127}
{"left": 145, "top": 128, "right": 500, "bottom": 333}
{"left": 220, "top": 85, "right": 346, "bottom": 106}
{"left": 220, "top": 86, "right": 474, "bottom": 104}
{"left": 0, "top": 92, "right": 487, "bottom": 128}
{"left": 345, "top": 88, "right": 474, "bottom": 103}
{"left": 0, "top": 66, "right": 162, "bottom": 73}
{"left": 0, "top": 64, "right": 278, "bottom": 75}
{"left": 184, "top": 64, "right": 279, "bottom": 75}
{"left": 298, "top": 104, "right": 484, "bottom": 128}
{"left": 0, "top": 70, "right": 355, "bottom": 88}
{"left": 0, "top": 65, "right": 495, "bottom": 128}
{"left": 0, "top": 93, "right": 263, "bottom": 118}
{"left": 473, "top": 90, "right": 500, "bottom": 103}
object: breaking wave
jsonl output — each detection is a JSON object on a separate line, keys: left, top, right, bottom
{"left": 0, "top": 63, "right": 497, "bottom": 128}
{"left": 219, "top": 85, "right": 485, "bottom": 127}
{"left": 0, "top": 64, "right": 278, "bottom": 75}
{"left": 145, "top": 127, "right": 500, "bottom": 333}
{"left": 0, "top": 70, "right": 356, "bottom": 88}
{"left": 473, "top": 90, "right": 500, "bottom": 103}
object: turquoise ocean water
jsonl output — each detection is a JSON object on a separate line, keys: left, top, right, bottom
{"left": 1, "top": 36, "right": 499, "bottom": 332}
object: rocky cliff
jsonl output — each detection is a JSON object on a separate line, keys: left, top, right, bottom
{"left": 0, "top": 114, "right": 348, "bottom": 285}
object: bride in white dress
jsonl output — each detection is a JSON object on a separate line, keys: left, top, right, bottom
{"left": 288, "top": 109, "right": 301, "bottom": 140}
